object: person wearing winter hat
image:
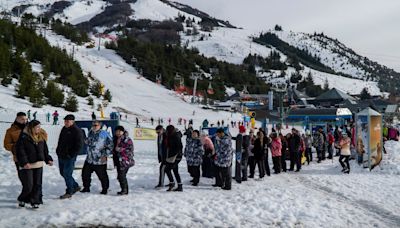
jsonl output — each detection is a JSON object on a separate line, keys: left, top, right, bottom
{"left": 16, "top": 120, "right": 53, "bottom": 208}
{"left": 57, "top": 114, "right": 84, "bottom": 199}
{"left": 113, "top": 125, "right": 135, "bottom": 195}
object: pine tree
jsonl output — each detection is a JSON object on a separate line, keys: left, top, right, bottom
{"left": 323, "top": 78, "right": 329, "bottom": 91}
{"left": 44, "top": 81, "right": 64, "bottom": 107}
{"left": 90, "top": 80, "right": 102, "bottom": 98}
{"left": 65, "top": 94, "right": 79, "bottom": 112}
{"left": 87, "top": 96, "right": 94, "bottom": 107}
{"left": 29, "top": 87, "right": 45, "bottom": 107}
{"left": 360, "top": 87, "right": 371, "bottom": 100}
{"left": 104, "top": 89, "right": 112, "bottom": 102}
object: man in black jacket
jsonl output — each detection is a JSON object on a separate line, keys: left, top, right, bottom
{"left": 155, "top": 125, "right": 173, "bottom": 189}
{"left": 288, "top": 128, "right": 301, "bottom": 172}
{"left": 164, "top": 125, "right": 183, "bottom": 192}
{"left": 56, "top": 114, "right": 84, "bottom": 199}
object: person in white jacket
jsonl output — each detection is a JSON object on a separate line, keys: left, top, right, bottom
{"left": 339, "top": 132, "right": 351, "bottom": 174}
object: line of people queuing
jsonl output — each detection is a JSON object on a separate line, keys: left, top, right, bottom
{"left": 3, "top": 111, "right": 356, "bottom": 209}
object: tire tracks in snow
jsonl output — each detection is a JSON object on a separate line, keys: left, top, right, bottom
{"left": 292, "top": 174, "right": 400, "bottom": 227}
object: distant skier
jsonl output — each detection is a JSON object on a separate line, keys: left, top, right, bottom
{"left": 52, "top": 111, "right": 59, "bottom": 125}
{"left": 27, "top": 110, "right": 31, "bottom": 121}
{"left": 168, "top": 118, "right": 171, "bottom": 125}
{"left": 217, "top": 121, "right": 221, "bottom": 127}
{"left": 46, "top": 112, "right": 50, "bottom": 123}
{"left": 32, "top": 111, "right": 37, "bottom": 120}
{"left": 136, "top": 117, "right": 140, "bottom": 127}
{"left": 221, "top": 120, "right": 224, "bottom": 127}
{"left": 91, "top": 112, "right": 96, "bottom": 120}
{"left": 151, "top": 117, "right": 154, "bottom": 125}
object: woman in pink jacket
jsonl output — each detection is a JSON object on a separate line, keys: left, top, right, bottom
{"left": 270, "top": 132, "right": 282, "bottom": 174}
{"left": 201, "top": 133, "right": 215, "bottom": 178}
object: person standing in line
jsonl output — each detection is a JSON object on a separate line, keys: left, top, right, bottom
{"left": 280, "top": 133, "right": 288, "bottom": 172}
{"left": 4, "top": 112, "right": 28, "bottom": 183}
{"left": 154, "top": 125, "right": 173, "bottom": 188}
{"left": 16, "top": 120, "right": 53, "bottom": 208}
{"left": 56, "top": 114, "right": 84, "bottom": 199}
{"left": 113, "top": 126, "right": 135, "bottom": 195}
{"left": 241, "top": 129, "right": 251, "bottom": 181}
{"left": 270, "top": 132, "right": 282, "bottom": 174}
{"left": 327, "top": 129, "right": 335, "bottom": 159}
{"left": 314, "top": 128, "right": 325, "bottom": 163}
{"left": 288, "top": 128, "right": 301, "bottom": 172}
{"left": 200, "top": 132, "right": 215, "bottom": 178}
{"left": 339, "top": 132, "right": 351, "bottom": 174}
{"left": 262, "top": 129, "right": 271, "bottom": 177}
{"left": 232, "top": 125, "right": 245, "bottom": 183}
{"left": 213, "top": 128, "right": 233, "bottom": 190}
{"left": 252, "top": 131, "right": 265, "bottom": 178}
{"left": 164, "top": 125, "right": 183, "bottom": 192}
{"left": 81, "top": 120, "right": 113, "bottom": 194}
{"left": 184, "top": 130, "right": 204, "bottom": 186}
{"left": 304, "top": 131, "right": 313, "bottom": 164}
{"left": 247, "top": 129, "right": 256, "bottom": 178}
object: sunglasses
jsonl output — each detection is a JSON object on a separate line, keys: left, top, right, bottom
{"left": 92, "top": 124, "right": 100, "bottom": 127}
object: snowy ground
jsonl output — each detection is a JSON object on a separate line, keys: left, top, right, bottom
{"left": 0, "top": 123, "right": 399, "bottom": 227}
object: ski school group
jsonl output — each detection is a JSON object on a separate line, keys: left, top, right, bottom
{"left": 4, "top": 111, "right": 354, "bottom": 209}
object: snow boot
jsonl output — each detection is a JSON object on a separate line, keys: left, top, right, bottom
{"left": 80, "top": 188, "right": 90, "bottom": 193}
{"left": 59, "top": 193, "right": 72, "bottom": 199}
{"left": 154, "top": 184, "right": 163, "bottom": 189}
{"left": 173, "top": 184, "right": 183, "bottom": 192}
{"left": 100, "top": 189, "right": 108, "bottom": 195}
{"left": 73, "top": 186, "right": 82, "bottom": 194}
{"left": 18, "top": 201, "right": 25, "bottom": 207}
{"left": 117, "top": 187, "right": 128, "bottom": 195}
{"left": 31, "top": 204, "right": 39, "bottom": 209}
{"left": 166, "top": 183, "right": 175, "bottom": 192}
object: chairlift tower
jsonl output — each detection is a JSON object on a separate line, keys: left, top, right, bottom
{"left": 190, "top": 72, "right": 203, "bottom": 103}
{"left": 272, "top": 82, "right": 287, "bottom": 127}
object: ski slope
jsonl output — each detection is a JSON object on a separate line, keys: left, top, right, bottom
{"left": 43, "top": 30, "right": 242, "bottom": 124}
{"left": 53, "top": 0, "right": 107, "bottom": 25}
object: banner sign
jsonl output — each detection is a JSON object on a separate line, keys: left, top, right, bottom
{"left": 356, "top": 116, "right": 369, "bottom": 167}
{"left": 134, "top": 128, "right": 157, "bottom": 140}
{"left": 369, "top": 116, "right": 383, "bottom": 170}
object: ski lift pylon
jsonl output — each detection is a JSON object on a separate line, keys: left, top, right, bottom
{"left": 207, "top": 82, "right": 214, "bottom": 95}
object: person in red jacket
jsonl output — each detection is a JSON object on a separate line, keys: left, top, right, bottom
{"left": 270, "top": 132, "right": 282, "bottom": 174}
{"left": 327, "top": 129, "right": 335, "bottom": 159}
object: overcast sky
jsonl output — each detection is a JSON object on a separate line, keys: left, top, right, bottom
{"left": 175, "top": 0, "right": 400, "bottom": 71}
